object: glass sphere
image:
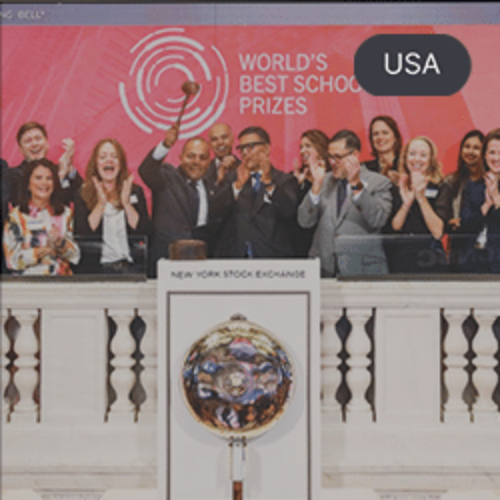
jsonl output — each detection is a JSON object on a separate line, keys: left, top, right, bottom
{"left": 181, "top": 314, "right": 294, "bottom": 438}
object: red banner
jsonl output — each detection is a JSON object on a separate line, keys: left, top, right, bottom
{"left": 3, "top": 25, "right": 499, "bottom": 206}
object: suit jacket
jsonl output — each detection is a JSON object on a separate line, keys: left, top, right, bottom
{"left": 73, "top": 183, "right": 151, "bottom": 274}
{"left": 212, "top": 166, "right": 299, "bottom": 258}
{"left": 298, "top": 166, "right": 392, "bottom": 277}
{"left": 139, "top": 149, "right": 211, "bottom": 274}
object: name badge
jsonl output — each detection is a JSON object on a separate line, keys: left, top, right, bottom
{"left": 425, "top": 188, "right": 438, "bottom": 199}
{"left": 130, "top": 194, "right": 138, "bottom": 204}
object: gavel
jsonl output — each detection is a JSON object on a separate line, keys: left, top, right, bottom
{"left": 176, "top": 81, "right": 200, "bottom": 126}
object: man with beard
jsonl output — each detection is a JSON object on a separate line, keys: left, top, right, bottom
{"left": 206, "top": 123, "right": 240, "bottom": 190}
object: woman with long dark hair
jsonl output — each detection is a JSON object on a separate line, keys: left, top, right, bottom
{"left": 445, "top": 130, "right": 485, "bottom": 271}
{"left": 292, "top": 129, "right": 329, "bottom": 257}
{"left": 365, "top": 115, "right": 403, "bottom": 184}
{"left": 3, "top": 158, "right": 80, "bottom": 275}
{"left": 460, "top": 128, "right": 500, "bottom": 273}
{"left": 74, "top": 138, "right": 150, "bottom": 274}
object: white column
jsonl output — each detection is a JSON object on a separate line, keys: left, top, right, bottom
{"left": 443, "top": 309, "right": 470, "bottom": 423}
{"left": 321, "top": 310, "right": 343, "bottom": 423}
{"left": 10, "top": 310, "right": 39, "bottom": 424}
{"left": 345, "top": 308, "right": 373, "bottom": 423}
{"left": 108, "top": 310, "right": 136, "bottom": 423}
{"left": 472, "top": 310, "right": 499, "bottom": 424}
{"left": 2, "top": 309, "right": 10, "bottom": 423}
{"left": 139, "top": 311, "right": 157, "bottom": 421}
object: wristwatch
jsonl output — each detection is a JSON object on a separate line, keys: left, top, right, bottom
{"left": 350, "top": 181, "right": 363, "bottom": 192}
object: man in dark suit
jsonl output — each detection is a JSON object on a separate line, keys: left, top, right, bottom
{"left": 138, "top": 124, "right": 212, "bottom": 276}
{"left": 212, "top": 126, "right": 298, "bottom": 258}
{"left": 205, "top": 123, "right": 240, "bottom": 190}
{"left": 298, "top": 129, "right": 392, "bottom": 277}
{"left": 9, "top": 122, "right": 82, "bottom": 207}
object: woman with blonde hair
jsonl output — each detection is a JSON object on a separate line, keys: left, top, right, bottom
{"left": 74, "top": 138, "right": 150, "bottom": 274}
{"left": 389, "top": 136, "right": 452, "bottom": 273}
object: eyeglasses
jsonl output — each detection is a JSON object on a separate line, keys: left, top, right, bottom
{"left": 236, "top": 141, "right": 266, "bottom": 153}
{"left": 328, "top": 150, "right": 354, "bottom": 163}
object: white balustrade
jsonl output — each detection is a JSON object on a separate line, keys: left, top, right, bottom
{"left": 1, "top": 280, "right": 500, "bottom": 493}
{"left": 10, "top": 310, "right": 39, "bottom": 424}
{"left": 443, "top": 309, "right": 470, "bottom": 423}
{"left": 321, "top": 310, "right": 343, "bottom": 423}
{"left": 107, "top": 310, "right": 137, "bottom": 423}
{"left": 2, "top": 309, "right": 10, "bottom": 422}
{"left": 345, "top": 308, "right": 373, "bottom": 423}
{"left": 139, "top": 311, "right": 157, "bottom": 420}
{"left": 472, "top": 310, "right": 499, "bottom": 424}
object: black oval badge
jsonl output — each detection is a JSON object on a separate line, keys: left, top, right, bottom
{"left": 354, "top": 34, "right": 471, "bottom": 96}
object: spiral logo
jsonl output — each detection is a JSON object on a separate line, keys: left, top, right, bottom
{"left": 119, "top": 28, "right": 229, "bottom": 139}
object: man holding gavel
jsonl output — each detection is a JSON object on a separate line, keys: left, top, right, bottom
{"left": 138, "top": 124, "right": 212, "bottom": 276}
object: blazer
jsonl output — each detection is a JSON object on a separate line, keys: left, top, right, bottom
{"left": 298, "top": 166, "right": 392, "bottom": 277}
{"left": 139, "top": 149, "right": 211, "bottom": 274}
{"left": 460, "top": 179, "right": 500, "bottom": 272}
{"left": 211, "top": 166, "right": 299, "bottom": 258}
{"left": 73, "top": 183, "right": 151, "bottom": 273}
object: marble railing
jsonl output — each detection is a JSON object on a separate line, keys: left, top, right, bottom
{"left": 2, "top": 279, "right": 500, "bottom": 493}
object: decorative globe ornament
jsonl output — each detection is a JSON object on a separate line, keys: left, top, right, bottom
{"left": 181, "top": 314, "right": 294, "bottom": 439}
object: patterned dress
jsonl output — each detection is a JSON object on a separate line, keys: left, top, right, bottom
{"left": 3, "top": 204, "right": 80, "bottom": 275}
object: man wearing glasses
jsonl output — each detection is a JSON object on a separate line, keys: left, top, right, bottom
{"left": 212, "top": 126, "right": 298, "bottom": 258}
{"left": 298, "top": 129, "right": 392, "bottom": 277}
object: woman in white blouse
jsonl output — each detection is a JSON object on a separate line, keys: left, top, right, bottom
{"left": 74, "top": 139, "right": 150, "bottom": 274}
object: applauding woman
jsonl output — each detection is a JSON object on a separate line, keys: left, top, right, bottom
{"left": 4, "top": 158, "right": 80, "bottom": 275}
{"left": 390, "top": 136, "right": 452, "bottom": 273}
{"left": 292, "top": 129, "right": 329, "bottom": 257}
{"left": 365, "top": 115, "right": 403, "bottom": 184}
{"left": 74, "top": 139, "right": 150, "bottom": 274}
{"left": 460, "top": 128, "right": 500, "bottom": 273}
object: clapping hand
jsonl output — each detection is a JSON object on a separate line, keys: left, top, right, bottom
{"left": 343, "top": 155, "right": 361, "bottom": 186}
{"left": 411, "top": 170, "right": 429, "bottom": 202}
{"left": 216, "top": 155, "right": 238, "bottom": 185}
{"left": 485, "top": 172, "right": 500, "bottom": 207}
{"left": 293, "top": 158, "right": 309, "bottom": 185}
{"left": 47, "top": 226, "right": 63, "bottom": 249}
{"left": 120, "top": 175, "right": 134, "bottom": 208}
{"left": 399, "top": 173, "right": 415, "bottom": 207}
{"left": 234, "top": 161, "right": 250, "bottom": 191}
{"left": 309, "top": 157, "right": 326, "bottom": 195}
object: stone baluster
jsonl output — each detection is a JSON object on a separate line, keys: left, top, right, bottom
{"left": 2, "top": 309, "right": 10, "bottom": 422}
{"left": 321, "top": 310, "right": 343, "bottom": 423}
{"left": 345, "top": 308, "right": 373, "bottom": 423}
{"left": 138, "top": 312, "right": 157, "bottom": 421}
{"left": 443, "top": 309, "right": 470, "bottom": 423}
{"left": 472, "top": 310, "right": 499, "bottom": 424}
{"left": 108, "top": 310, "right": 136, "bottom": 423}
{"left": 10, "top": 310, "right": 39, "bottom": 423}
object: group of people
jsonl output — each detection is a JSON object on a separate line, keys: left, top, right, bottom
{"left": 2, "top": 117, "right": 500, "bottom": 277}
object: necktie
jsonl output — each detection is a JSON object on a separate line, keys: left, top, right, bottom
{"left": 337, "top": 179, "right": 347, "bottom": 217}
{"left": 188, "top": 179, "right": 200, "bottom": 224}
{"left": 251, "top": 172, "right": 262, "bottom": 193}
